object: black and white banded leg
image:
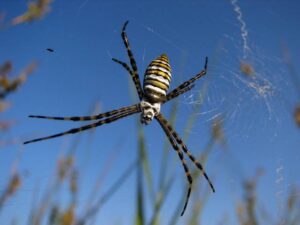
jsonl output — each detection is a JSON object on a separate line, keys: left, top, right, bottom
{"left": 116, "top": 21, "right": 144, "bottom": 100}
{"left": 28, "top": 104, "right": 140, "bottom": 121}
{"left": 155, "top": 113, "right": 193, "bottom": 216}
{"left": 166, "top": 57, "right": 207, "bottom": 101}
{"left": 24, "top": 104, "right": 141, "bottom": 144}
{"left": 157, "top": 113, "right": 215, "bottom": 192}
{"left": 163, "top": 84, "right": 195, "bottom": 103}
{"left": 156, "top": 113, "right": 215, "bottom": 215}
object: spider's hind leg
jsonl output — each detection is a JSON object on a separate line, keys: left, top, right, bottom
{"left": 156, "top": 113, "right": 215, "bottom": 193}
{"left": 155, "top": 113, "right": 193, "bottom": 216}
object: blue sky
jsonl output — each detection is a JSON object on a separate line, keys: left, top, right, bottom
{"left": 0, "top": 0, "right": 300, "bottom": 224}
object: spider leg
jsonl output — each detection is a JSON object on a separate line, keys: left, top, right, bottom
{"left": 28, "top": 104, "right": 139, "bottom": 121}
{"left": 163, "top": 84, "right": 195, "bottom": 103}
{"left": 155, "top": 113, "right": 193, "bottom": 216}
{"left": 156, "top": 113, "right": 215, "bottom": 193}
{"left": 165, "top": 57, "right": 208, "bottom": 103}
{"left": 120, "top": 21, "right": 144, "bottom": 100}
{"left": 24, "top": 105, "right": 140, "bottom": 145}
{"left": 112, "top": 58, "right": 134, "bottom": 76}
{"left": 112, "top": 58, "right": 144, "bottom": 99}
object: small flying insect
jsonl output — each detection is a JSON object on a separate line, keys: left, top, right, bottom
{"left": 46, "top": 48, "right": 54, "bottom": 52}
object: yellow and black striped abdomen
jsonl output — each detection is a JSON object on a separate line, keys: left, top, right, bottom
{"left": 143, "top": 54, "right": 172, "bottom": 103}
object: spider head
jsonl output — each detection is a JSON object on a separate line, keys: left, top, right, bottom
{"left": 140, "top": 100, "right": 161, "bottom": 125}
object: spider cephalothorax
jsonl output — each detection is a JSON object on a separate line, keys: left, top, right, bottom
{"left": 24, "top": 21, "right": 214, "bottom": 216}
{"left": 140, "top": 100, "right": 161, "bottom": 125}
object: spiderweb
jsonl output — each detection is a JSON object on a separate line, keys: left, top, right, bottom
{"left": 179, "top": 0, "right": 289, "bottom": 139}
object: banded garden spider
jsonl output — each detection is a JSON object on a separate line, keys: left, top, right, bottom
{"left": 24, "top": 21, "right": 215, "bottom": 216}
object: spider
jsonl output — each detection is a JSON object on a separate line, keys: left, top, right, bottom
{"left": 24, "top": 21, "right": 215, "bottom": 216}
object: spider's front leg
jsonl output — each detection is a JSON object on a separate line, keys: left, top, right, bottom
{"left": 112, "top": 21, "right": 144, "bottom": 100}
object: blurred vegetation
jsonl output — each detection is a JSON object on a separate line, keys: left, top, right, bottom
{"left": 240, "top": 61, "right": 255, "bottom": 77}
{"left": 0, "top": 61, "right": 37, "bottom": 100}
{"left": 294, "top": 105, "right": 300, "bottom": 127}
{"left": 11, "top": 0, "right": 52, "bottom": 26}
{"left": 281, "top": 42, "right": 300, "bottom": 128}
{"left": 1, "top": 2, "right": 300, "bottom": 225}
{"left": 235, "top": 170, "right": 300, "bottom": 225}
{"left": 0, "top": 60, "right": 36, "bottom": 148}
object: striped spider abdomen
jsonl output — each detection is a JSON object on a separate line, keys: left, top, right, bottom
{"left": 143, "top": 54, "right": 171, "bottom": 103}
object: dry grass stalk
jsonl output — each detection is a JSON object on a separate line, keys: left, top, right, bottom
{"left": 0, "top": 172, "right": 21, "bottom": 210}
